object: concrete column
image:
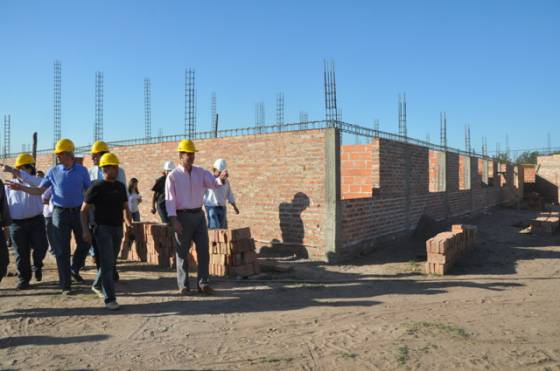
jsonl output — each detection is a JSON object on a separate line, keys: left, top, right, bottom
{"left": 324, "top": 127, "right": 341, "bottom": 262}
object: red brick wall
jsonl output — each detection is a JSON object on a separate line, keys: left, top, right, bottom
{"left": 340, "top": 144, "right": 374, "bottom": 199}
{"left": 3, "top": 130, "right": 330, "bottom": 259}
{"left": 521, "top": 164, "right": 536, "bottom": 183}
{"left": 340, "top": 139, "right": 521, "bottom": 255}
{"left": 536, "top": 154, "right": 560, "bottom": 203}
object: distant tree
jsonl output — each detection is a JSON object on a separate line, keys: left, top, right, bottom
{"left": 495, "top": 153, "right": 511, "bottom": 163}
{"left": 515, "top": 151, "right": 540, "bottom": 165}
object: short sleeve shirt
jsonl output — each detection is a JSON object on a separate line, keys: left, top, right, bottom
{"left": 152, "top": 175, "right": 166, "bottom": 203}
{"left": 85, "top": 180, "right": 128, "bottom": 227}
{"left": 39, "top": 163, "right": 91, "bottom": 208}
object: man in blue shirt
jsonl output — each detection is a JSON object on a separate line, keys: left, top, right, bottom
{"left": 8, "top": 138, "right": 91, "bottom": 294}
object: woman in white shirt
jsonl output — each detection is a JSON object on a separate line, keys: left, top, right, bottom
{"left": 127, "top": 178, "right": 142, "bottom": 222}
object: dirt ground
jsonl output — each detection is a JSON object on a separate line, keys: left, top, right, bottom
{"left": 1, "top": 207, "right": 560, "bottom": 370}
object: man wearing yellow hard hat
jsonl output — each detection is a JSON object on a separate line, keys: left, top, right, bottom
{"left": 8, "top": 138, "right": 92, "bottom": 295}
{"left": 165, "top": 139, "right": 227, "bottom": 295}
{"left": 0, "top": 177, "right": 12, "bottom": 287}
{"left": 87, "top": 141, "right": 127, "bottom": 279}
{"left": 1, "top": 153, "right": 49, "bottom": 289}
{"left": 80, "top": 153, "right": 132, "bottom": 310}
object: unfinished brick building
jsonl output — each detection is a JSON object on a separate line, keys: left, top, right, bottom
{"left": 18, "top": 122, "right": 523, "bottom": 262}
{"left": 535, "top": 153, "right": 560, "bottom": 204}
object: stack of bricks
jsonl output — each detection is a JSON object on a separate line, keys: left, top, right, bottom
{"left": 209, "top": 227, "right": 260, "bottom": 277}
{"left": 144, "top": 223, "right": 176, "bottom": 268}
{"left": 426, "top": 224, "right": 478, "bottom": 275}
{"left": 530, "top": 211, "right": 560, "bottom": 234}
{"left": 120, "top": 221, "right": 150, "bottom": 262}
{"left": 120, "top": 221, "right": 198, "bottom": 269}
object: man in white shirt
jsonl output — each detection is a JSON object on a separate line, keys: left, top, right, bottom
{"left": 2, "top": 153, "right": 49, "bottom": 289}
{"left": 203, "top": 159, "right": 239, "bottom": 229}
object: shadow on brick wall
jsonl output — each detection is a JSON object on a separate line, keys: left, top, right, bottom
{"left": 260, "top": 192, "right": 310, "bottom": 259}
{"left": 535, "top": 176, "right": 559, "bottom": 204}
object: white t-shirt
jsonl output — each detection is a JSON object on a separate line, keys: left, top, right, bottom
{"left": 204, "top": 181, "right": 235, "bottom": 207}
{"left": 128, "top": 192, "right": 142, "bottom": 213}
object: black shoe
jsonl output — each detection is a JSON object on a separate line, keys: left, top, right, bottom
{"left": 16, "top": 281, "right": 30, "bottom": 290}
{"left": 34, "top": 269, "right": 42, "bottom": 282}
{"left": 113, "top": 270, "right": 119, "bottom": 282}
{"left": 71, "top": 271, "right": 84, "bottom": 283}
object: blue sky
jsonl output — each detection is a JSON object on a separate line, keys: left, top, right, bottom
{"left": 0, "top": 0, "right": 558, "bottom": 154}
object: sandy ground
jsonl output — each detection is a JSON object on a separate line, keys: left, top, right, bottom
{"left": 1, "top": 207, "right": 560, "bottom": 370}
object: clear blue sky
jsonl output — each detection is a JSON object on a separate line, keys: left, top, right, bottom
{"left": 0, "top": 0, "right": 558, "bottom": 154}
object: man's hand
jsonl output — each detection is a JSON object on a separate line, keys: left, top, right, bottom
{"left": 1, "top": 164, "right": 19, "bottom": 177}
{"left": 6, "top": 181, "right": 24, "bottom": 191}
{"left": 83, "top": 230, "right": 92, "bottom": 245}
{"left": 233, "top": 204, "right": 240, "bottom": 215}
{"left": 151, "top": 207, "right": 156, "bottom": 214}
{"left": 170, "top": 217, "right": 182, "bottom": 235}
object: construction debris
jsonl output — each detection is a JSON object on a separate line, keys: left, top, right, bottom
{"left": 425, "top": 224, "right": 478, "bottom": 275}
{"left": 530, "top": 211, "right": 560, "bottom": 234}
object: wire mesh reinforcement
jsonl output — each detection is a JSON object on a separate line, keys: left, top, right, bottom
{"left": 10, "top": 120, "right": 536, "bottom": 161}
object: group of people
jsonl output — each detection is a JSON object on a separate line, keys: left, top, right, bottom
{"left": 0, "top": 137, "right": 239, "bottom": 310}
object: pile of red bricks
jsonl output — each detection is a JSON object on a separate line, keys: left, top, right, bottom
{"left": 530, "top": 212, "right": 560, "bottom": 234}
{"left": 120, "top": 222, "right": 149, "bottom": 262}
{"left": 145, "top": 223, "right": 176, "bottom": 268}
{"left": 426, "top": 224, "right": 478, "bottom": 275}
{"left": 121, "top": 222, "right": 197, "bottom": 268}
{"left": 209, "top": 227, "right": 260, "bottom": 277}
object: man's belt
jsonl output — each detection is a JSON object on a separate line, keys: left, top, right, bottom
{"left": 12, "top": 214, "right": 44, "bottom": 223}
{"left": 177, "top": 208, "right": 203, "bottom": 214}
{"left": 54, "top": 205, "right": 81, "bottom": 212}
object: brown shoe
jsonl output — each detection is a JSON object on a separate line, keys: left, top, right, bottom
{"left": 197, "top": 283, "right": 214, "bottom": 295}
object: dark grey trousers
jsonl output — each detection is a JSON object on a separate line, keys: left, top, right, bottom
{"left": 174, "top": 210, "right": 209, "bottom": 290}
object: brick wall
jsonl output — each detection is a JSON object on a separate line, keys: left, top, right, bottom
{"left": 340, "top": 144, "right": 374, "bottom": 199}
{"left": 339, "top": 139, "right": 522, "bottom": 256}
{"left": 536, "top": 154, "right": 560, "bottom": 203}
{"left": 3, "top": 130, "right": 331, "bottom": 260}
{"left": 0, "top": 129, "right": 525, "bottom": 261}
{"left": 521, "top": 164, "right": 536, "bottom": 183}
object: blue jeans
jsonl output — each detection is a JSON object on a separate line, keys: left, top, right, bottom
{"left": 93, "top": 225, "right": 123, "bottom": 303}
{"left": 174, "top": 210, "right": 209, "bottom": 289}
{"left": 206, "top": 206, "right": 227, "bottom": 229}
{"left": 9, "top": 215, "right": 48, "bottom": 284}
{"left": 0, "top": 230, "right": 8, "bottom": 279}
{"left": 131, "top": 211, "right": 141, "bottom": 222}
{"left": 52, "top": 207, "right": 91, "bottom": 290}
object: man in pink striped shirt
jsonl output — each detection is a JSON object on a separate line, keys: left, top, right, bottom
{"left": 165, "top": 139, "right": 227, "bottom": 294}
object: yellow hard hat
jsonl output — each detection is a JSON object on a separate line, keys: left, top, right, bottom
{"left": 91, "top": 141, "right": 110, "bottom": 154}
{"left": 15, "top": 153, "right": 35, "bottom": 168}
{"left": 177, "top": 139, "right": 198, "bottom": 153}
{"left": 54, "top": 138, "right": 75, "bottom": 154}
{"left": 99, "top": 153, "right": 120, "bottom": 167}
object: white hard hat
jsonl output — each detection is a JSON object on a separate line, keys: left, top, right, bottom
{"left": 163, "top": 160, "right": 175, "bottom": 171}
{"left": 213, "top": 159, "right": 227, "bottom": 172}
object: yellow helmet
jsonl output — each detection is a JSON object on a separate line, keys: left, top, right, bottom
{"left": 91, "top": 141, "right": 110, "bottom": 154}
{"left": 54, "top": 138, "right": 75, "bottom": 154}
{"left": 177, "top": 139, "right": 198, "bottom": 153}
{"left": 99, "top": 153, "right": 120, "bottom": 167}
{"left": 15, "top": 153, "right": 35, "bottom": 168}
